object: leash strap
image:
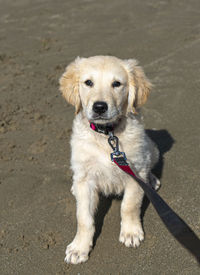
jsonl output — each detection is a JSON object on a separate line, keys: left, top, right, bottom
{"left": 110, "top": 144, "right": 200, "bottom": 263}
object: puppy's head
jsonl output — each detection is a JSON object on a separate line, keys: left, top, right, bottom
{"left": 59, "top": 56, "right": 152, "bottom": 123}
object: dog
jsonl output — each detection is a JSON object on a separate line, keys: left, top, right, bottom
{"left": 59, "top": 56, "right": 160, "bottom": 264}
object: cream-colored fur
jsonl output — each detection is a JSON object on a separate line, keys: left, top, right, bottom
{"left": 59, "top": 56, "right": 160, "bottom": 264}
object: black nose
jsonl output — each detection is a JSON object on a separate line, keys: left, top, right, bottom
{"left": 93, "top": 101, "right": 108, "bottom": 115}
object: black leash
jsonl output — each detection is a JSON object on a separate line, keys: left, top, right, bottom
{"left": 107, "top": 134, "right": 200, "bottom": 263}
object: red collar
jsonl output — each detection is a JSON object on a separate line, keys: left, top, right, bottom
{"left": 90, "top": 122, "right": 115, "bottom": 135}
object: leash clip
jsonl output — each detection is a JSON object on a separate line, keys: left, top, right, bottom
{"left": 108, "top": 133, "right": 127, "bottom": 162}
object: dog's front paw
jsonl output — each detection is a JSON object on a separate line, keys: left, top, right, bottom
{"left": 119, "top": 223, "right": 144, "bottom": 248}
{"left": 64, "top": 240, "right": 91, "bottom": 264}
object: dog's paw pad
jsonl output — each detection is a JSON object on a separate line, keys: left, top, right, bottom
{"left": 119, "top": 226, "right": 144, "bottom": 248}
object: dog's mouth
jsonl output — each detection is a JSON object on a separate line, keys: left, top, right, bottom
{"left": 90, "top": 109, "right": 120, "bottom": 124}
{"left": 90, "top": 114, "right": 119, "bottom": 124}
{"left": 91, "top": 114, "right": 110, "bottom": 121}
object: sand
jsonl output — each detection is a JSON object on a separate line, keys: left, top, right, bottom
{"left": 0, "top": 0, "right": 200, "bottom": 274}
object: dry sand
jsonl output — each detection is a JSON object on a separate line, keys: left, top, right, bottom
{"left": 0, "top": 0, "right": 200, "bottom": 274}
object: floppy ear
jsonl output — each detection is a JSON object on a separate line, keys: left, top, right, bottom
{"left": 59, "top": 58, "right": 81, "bottom": 114}
{"left": 123, "top": 59, "right": 152, "bottom": 113}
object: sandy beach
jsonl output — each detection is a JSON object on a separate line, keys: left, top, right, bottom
{"left": 0, "top": 0, "right": 200, "bottom": 274}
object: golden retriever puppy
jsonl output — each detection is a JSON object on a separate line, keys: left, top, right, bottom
{"left": 59, "top": 56, "right": 160, "bottom": 264}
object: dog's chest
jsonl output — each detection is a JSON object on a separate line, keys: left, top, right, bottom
{"left": 71, "top": 132, "right": 133, "bottom": 195}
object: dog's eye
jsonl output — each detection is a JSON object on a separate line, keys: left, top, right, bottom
{"left": 112, "top": 81, "right": 121, "bottom": 88}
{"left": 84, "top": 79, "right": 93, "bottom": 87}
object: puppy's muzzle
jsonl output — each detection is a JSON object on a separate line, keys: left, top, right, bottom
{"left": 93, "top": 101, "right": 108, "bottom": 115}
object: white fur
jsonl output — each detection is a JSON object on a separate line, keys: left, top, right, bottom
{"left": 59, "top": 56, "right": 160, "bottom": 264}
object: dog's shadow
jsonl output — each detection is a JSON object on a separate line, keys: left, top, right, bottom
{"left": 93, "top": 129, "right": 174, "bottom": 247}
{"left": 141, "top": 129, "right": 174, "bottom": 221}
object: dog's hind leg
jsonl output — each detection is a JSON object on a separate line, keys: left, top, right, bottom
{"left": 149, "top": 172, "right": 161, "bottom": 191}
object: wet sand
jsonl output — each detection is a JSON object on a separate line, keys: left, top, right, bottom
{"left": 0, "top": 0, "right": 200, "bottom": 274}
